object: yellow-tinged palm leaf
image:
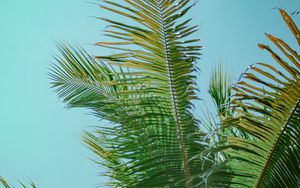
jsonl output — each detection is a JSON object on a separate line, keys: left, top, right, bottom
{"left": 208, "top": 9, "right": 300, "bottom": 188}
{"left": 50, "top": 1, "right": 211, "bottom": 187}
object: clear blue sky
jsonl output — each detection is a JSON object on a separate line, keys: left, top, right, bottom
{"left": 0, "top": 0, "right": 299, "bottom": 187}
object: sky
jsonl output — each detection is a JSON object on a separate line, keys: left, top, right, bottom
{"left": 0, "top": 0, "right": 299, "bottom": 187}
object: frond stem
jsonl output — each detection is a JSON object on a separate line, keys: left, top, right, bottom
{"left": 156, "top": 1, "right": 192, "bottom": 187}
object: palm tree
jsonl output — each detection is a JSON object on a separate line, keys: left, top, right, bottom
{"left": 49, "top": 1, "right": 299, "bottom": 187}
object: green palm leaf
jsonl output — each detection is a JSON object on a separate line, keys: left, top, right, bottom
{"left": 51, "top": 1, "right": 211, "bottom": 187}
{"left": 208, "top": 9, "right": 300, "bottom": 188}
{"left": 208, "top": 63, "right": 232, "bottom": 120}
{"left": 0, "top": 177, "right": 36, "bottom": 188}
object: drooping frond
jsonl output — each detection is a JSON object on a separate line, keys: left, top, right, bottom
{"left": 50, "top": 1, "right": 211, "bottom": 187}
{"left": 0, "top": 177, "right": 36, "bottom": 188}
{"left": 208, "top": 9, "right": 300, "bottom": 188}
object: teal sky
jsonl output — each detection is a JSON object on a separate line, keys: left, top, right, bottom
{"left": 0, "top": 0, "right": 299, "bottom": 187}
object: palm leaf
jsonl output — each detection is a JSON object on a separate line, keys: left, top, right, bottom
{"left": 208, "top": 63, "right": 232, "bottom": 120}
{"left": 0, "top": 177, "right": 36, "bottom": 188}
{"left": 50, "top": 1, "right": 211, "bottom": 187}
{"left": 198, "top": 65, "right": 232, "bottom": 164}
{"left": 208, "top": 9, "right": 300, "bottom": 188}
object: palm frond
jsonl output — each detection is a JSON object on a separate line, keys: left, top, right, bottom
{"left": 208, "top": 63, "right": 232, "bottom": 120}
{"left": 0, "top": 177, "right": 36, "bottom": 188}
{"left": 50, "top": 1, "right": 211, "bottom": 187}
{"left": 208, "top": 9, "right": 300, "bottom": 188}
{"left": 208, "top": 65, "right": 250, "bottom": 139}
